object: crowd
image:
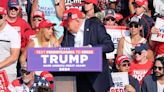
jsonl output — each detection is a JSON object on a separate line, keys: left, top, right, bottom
{"left": 0, "top": 0, "right": 164, "bottom": 92}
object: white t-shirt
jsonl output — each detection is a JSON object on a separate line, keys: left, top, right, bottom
{"left": 0, "top": 23, "right": 21, "bottom": 74}
{"left": 157, "top": 81, "right": 164, "bottom": 92}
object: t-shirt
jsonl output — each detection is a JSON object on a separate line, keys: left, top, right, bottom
{"left": 0, "top": 0, "right": 8, "bottom": 10}
{"left": 7, "top": 17, "right": 31, "bottom": 48}
{"left": 23, "top": 29, "right": 37, "bottom": 47}
{"left": 129, "top": 60, "right": 153, "bottom": 85}
{"left": 0, "top": 23, "right": 21, "bottom": 74}
{"left": 156, "top": 42, "right": 164, "bottom": 55}
{"left": 157, "top": 81, "right": 164, "bottom": 92}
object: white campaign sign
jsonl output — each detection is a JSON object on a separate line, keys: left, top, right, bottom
{"left": 110, "top": 72, "right": 129, "bottom": 92}
{"left": 105, "top": 26, "right": 130, "bottom": 59}
{"left": 151, "top": 17, "right": 164, "bottom": 42}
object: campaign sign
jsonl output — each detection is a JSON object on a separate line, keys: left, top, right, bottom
{"left": 0, "top": 70, "right": 9, "bottom": 91}
{"left": 151, "top": 17, "right": 164, "bottom": 42}
{"left": 65, "top": 0, "right": 83, "bottom": 10}
{"left": 110, "top": 72, "right": 129, "bottom": 92}
{"left": 105, "top": 26, "right": 130, "bottom": 59}
{"left": 27, "top": 47, "right": 102, "bottom": 72}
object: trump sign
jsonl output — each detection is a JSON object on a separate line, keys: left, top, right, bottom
{"left": 27, "top": 47, "right": 102, "bottom": 72}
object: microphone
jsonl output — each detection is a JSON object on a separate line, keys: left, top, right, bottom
{"left": 64, "top": 12, "right": 72, "bottom": 46}
{"left": 66, "top": 12, "right": 72, "bottom": 25}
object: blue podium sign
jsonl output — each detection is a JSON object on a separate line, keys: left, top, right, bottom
{"left": 27, "top": 47, "right": 102, "bottom": 72}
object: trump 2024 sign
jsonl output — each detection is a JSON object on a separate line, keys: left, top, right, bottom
{"left": 27, "top": 47, "right": 102, "bottom": 72}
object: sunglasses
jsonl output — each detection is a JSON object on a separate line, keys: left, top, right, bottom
{"left": 153, "top": 66, "right": 163, "bottom": 71}
{"left": 33, "top": 18, "right": 42, "bottom": 22}
{"left": 121, "top": 63, "right": 130, "bottom": 67}
{"left": 0, "top": 15, "right": 3, "bottom": 20}
{"left": 105, "top": 17, "right": 115, "bottom": 21}
{"left": 21, "top": 69, "right": 31, "bottom": 75}
{"left": 129, "top": 23, "right": 139, "bottom": 28}
{"left": 9, "top": 7, "right": 18, "bottom": 11}
{"left": 134, "top": 51, "right": 142, "bottom": 55}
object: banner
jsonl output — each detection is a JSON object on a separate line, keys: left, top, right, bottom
{"left": 65, "top": 0, "right": 83, "bottom": 10}
{"left": 151, "top": 17, "right": 164, "bottom": 42}
{"left": 27, "top": 47, "right": 102, "bottom": 72}
{"left": 110, "top": 72, "right": 129, "bottom": 92}
{"left": 105, "top": 26, "right": 130, "bottom": 59}
{"left": 0, "top": 71, "right": 9, "bottom": 92}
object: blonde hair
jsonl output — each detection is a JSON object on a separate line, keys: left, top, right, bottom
{"left": 36, "top": 28, "right": 59, "bottom": 47}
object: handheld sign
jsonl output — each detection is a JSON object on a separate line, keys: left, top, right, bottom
{"left": 151, "top": 17, "right": 164, "bottom": 42}
{"left": 110, "top": 72, "right": 129, "bottom": 92}
{"left": 27, "top": 47, "right": 102, "bottom": 72}
{"left": 105, "top": 26, "right": 130, "bottom": 59}
{"left": 0, "top": 70, "right": 9, "bottom": 91}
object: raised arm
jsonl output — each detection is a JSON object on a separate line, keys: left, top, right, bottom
{"left": 55, "top": 0, "right": 65, "bottom": 18}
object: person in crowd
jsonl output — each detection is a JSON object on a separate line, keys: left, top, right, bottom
{"left": 20, "top": 19, "right": 59, "bottom": 67}
{"left": 6, "top": 0, "right": 32, "bottom": 77}
{"left": 61, "top": 8, "right": 114, "bottom": 92}
{"left": 7, "top": 0, "right": 31, "bottom": 51}
{"left": 8, "top": 63, "right": 50, "bottom": 92}
{"left": 149, "top": 21, "right": 164, "bottom": 57}
{"left": 129, "top": 43, "right": 153, "bottom": 85}
{"left": 132, "top": 0, "right": 154, "bottom": 38}
{"left": 82, "top": 0, "right": 103, "bottom": 20}
{"left": 117, "top": 17, "right": 147, "bottom": 60}
{"left": 129, "top": 0, "right": 154, "bottom": 17}
{"left": 23, "top": 10, "right": 45, "bottom": 48}
{"left": 141, "top": 56, "right": 164, "bottom": 92}
{"left": 103, "top": 10, "right": 117, "bottom": 26}
{"left": 115, "top": 55, "right": 140, "bottom": 92}
{"left": 0, "top": 6, "right": 20, "bottom": 82}
{"left": 31, "top": 0, "right": 65, "bottom": 40}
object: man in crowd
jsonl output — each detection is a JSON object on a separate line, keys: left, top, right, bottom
{"left": 132, "top": 0, "right": 154, "bottom": 38}
{"left": 0, "top": 6, "right": 20, "bottom": 82}
{"left": 61, "top": 8, "right": 114, "bottom": 92}
{"left": 141, "top": 56, "right": 164, "bottom": 92}
{"left": 8, "top": 63, "right": 50, "bottom": 92}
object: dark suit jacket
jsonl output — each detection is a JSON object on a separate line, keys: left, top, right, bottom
{"left": 140, "top": 14, "right": 154, "bottom": 38}
{"left": 61, "top": 17, "right": 114, "bottom": 92}
{"left": 141, "top": 74, "right": 157, "bottom": 92}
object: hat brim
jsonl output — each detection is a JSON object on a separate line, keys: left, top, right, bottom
{"left": 132, "top": 2, "right": 141, "bottom": 7}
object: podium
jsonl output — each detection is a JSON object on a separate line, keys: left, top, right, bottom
{"left": 54, "top": 76, "right": 76, "bottom": 92}
{"left": 27, "top": 47, "right": 102, "bottom": 92}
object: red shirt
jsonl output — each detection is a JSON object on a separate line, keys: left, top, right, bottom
{"left": 0, "top": 0, "right": 8, "bottom": 10}
{"left": 23, "top": 29, "right": 38, "bottom": 47}
{"left": 7, "top": 18, "right": 31, "bottom": 48}
{"left": 129, "top": 60, "right": 153, "bottom": 85}
{"left": 156, "top": 42, "right": 164, "bottom": 55}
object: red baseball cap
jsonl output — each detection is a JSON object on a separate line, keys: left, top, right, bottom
{"left": 60, "top": 8, "right": 83, "bottom": 27}
{"left": 0, "top": 7, "right": 6, "bottom": 15}
{"left": 32, "top": 10, "right": 45, "bottom": 18}
{"left": 132, "top": 0, "right": 148, "bottom": 8}
{"left": 83, "top": 0, "right": 98, "bottom": 6}
{"left": 40, "top": 71, "right": 54, "bottom": 88}
{"left": 115, "top": 13, "right": 123, "bottom": 21}
{"left": 38, "top": 20, "right": 56, "bottom": 28}
{"left": 115, "top": 55, "right": 130, "bottom": 65}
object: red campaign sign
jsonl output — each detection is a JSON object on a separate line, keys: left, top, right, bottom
{"left": 0, "top": 70, "right": 9, "bottom": 92}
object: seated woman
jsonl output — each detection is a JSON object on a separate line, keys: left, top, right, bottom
{"left": 117, "top": 17, "right": 147, "bottom": 60}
